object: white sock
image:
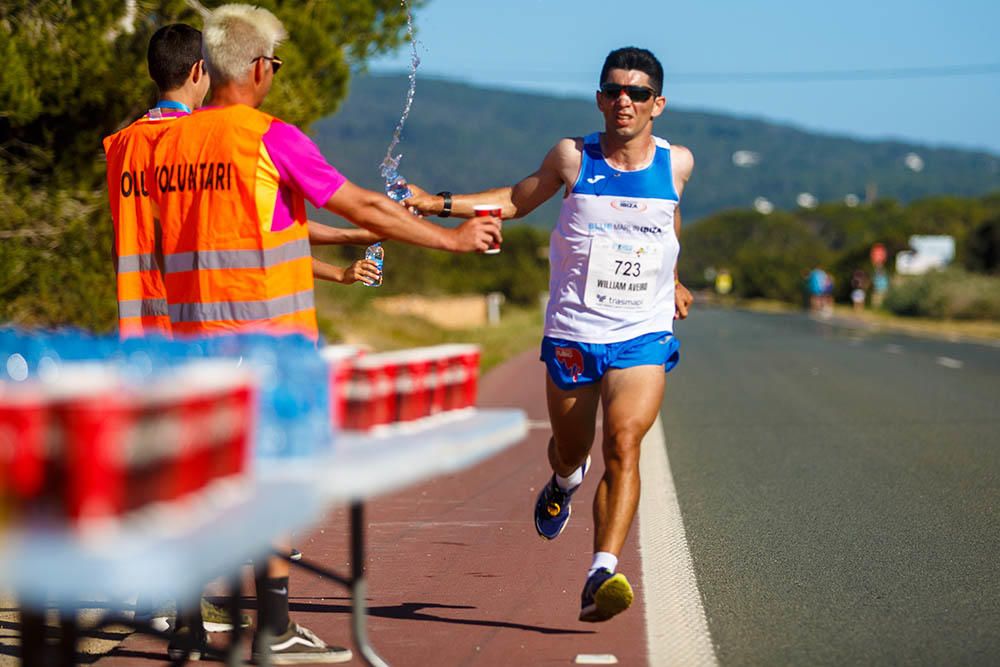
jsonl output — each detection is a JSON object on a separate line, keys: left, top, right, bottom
{"left": 588, "top": 552, "right": 618, "bottom": 577}
{"left": 555, "top": 461, "right": 586, "bottom": 490}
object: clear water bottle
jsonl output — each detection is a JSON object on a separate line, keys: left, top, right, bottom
{"left": 364, "top": 242, "right": 384, "bottom": 287}
{"left": 384, "top": 168, "right": 413, "bottom": 203}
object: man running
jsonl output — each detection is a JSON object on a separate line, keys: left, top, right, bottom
{"left": 406, "top": 46, "right": 693, "bottom": 622}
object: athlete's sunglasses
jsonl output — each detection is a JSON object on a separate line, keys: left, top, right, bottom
{"left": 599, "top": 83, "right": 657, "bottom": 103}
{"left": 252, "top": 55, "right": 283, "bottom": 74}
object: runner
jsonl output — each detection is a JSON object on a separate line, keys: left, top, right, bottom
{"left": 148, "top": 4, "right": 499, "bottom": 661}
{"left": 406, "top": 46, "right": 694, "bottom": 622}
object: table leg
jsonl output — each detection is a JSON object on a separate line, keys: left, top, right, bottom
{"left": 19, "top": 608, "right": 47, "bottom": 667}
{"left": 350, "top": 501, "right": 389, "bottom": 667}
{"left": 57, "top": 611, "right": 79, "bottom": 667}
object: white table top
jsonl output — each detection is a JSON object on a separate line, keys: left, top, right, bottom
{"left": 259, "top": 409, "right": 528, "bottom": 503}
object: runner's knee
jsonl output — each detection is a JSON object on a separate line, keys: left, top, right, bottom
{"left": 602, "top": 429, "right": 642, "bottom": 469}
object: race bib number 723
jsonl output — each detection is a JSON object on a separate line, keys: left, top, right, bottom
{"left": 583, "top": 237, "right": 662, "bottom": 312}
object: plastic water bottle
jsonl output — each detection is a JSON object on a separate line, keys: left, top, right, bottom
{"left": 383, "top": 168, "right": 413, "bottom": 203}
{"left": 364, "top": 242, "right": 384, "bottom": 288}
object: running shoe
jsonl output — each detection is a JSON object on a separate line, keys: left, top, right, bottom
{"left": 289, "top": 548, "right": 303, "bottom": 561}
{"left": 252, "top": 622, "right": 353, "bottom": 664}
{"left": 579, "top": 568, "right": 634, "bottom": 622}
{"left": 534, "top": 456, "right": 590, "bottom": 540}
{"left": 201, "top": 597, "right": 252, "bottom": 632}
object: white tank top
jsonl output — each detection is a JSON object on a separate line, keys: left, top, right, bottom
{"left": 544, "top": 133, "right": 680, "bottom": 343}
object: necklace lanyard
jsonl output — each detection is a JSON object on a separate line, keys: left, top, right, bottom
{"left": 154, "top": 99, "right": 192, "bottom": 114}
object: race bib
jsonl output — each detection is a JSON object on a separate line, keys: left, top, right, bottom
{"left": 583, "top": 237, "right": 662, "bottom": 312}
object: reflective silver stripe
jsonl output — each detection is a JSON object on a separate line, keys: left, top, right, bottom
{"left": 119, "top": 299, "right": 169, "bottom": 318}
{"left": 164, "top": 238, "right": 311, "bottom": 274}
{"left": 168, "top": 290, "right": 315, "bottom": 323}
{"left": 117, "top": 253, "right": 159, "bottom": 273}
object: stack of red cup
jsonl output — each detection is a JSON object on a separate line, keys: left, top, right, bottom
{"left": 335, "top": 345, "right": 481, "bottom": 433}
{"left": 0, "top": 360, "right": 256, "bottom": 533}
{"left": 342, "top": 354, "right": 397, "bottom": 432}
{"left": 321, "top": 345, "right": 363, "bottom": 430}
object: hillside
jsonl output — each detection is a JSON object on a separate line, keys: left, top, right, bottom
{"left": 309, "top": 74, "right": 1000, "bottom": 225}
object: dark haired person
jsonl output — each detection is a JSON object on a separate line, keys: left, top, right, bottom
{"left": 104, "top": 23, "right": 210, "bottom": 338}
{"left": 405, "top": 46, "right": 694, "bottom": 622}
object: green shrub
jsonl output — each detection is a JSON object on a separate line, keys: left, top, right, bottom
{"left": 883, "top": 269, "right": 1000, "bottom": 320}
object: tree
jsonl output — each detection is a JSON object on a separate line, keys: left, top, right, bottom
{"left": 965, "top": 216, "right": 1000, "bottom": 274}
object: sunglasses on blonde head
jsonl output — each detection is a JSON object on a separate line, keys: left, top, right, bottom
{"left": 599, "top": 83, "right": 657, "bottom": 103}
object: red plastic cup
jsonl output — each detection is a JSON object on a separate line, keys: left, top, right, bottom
{"left": 426, "top": 351, "right": 449, "bottom": 417}
{"left": 474, "top": 204, "right": 502, "bottom": 254}
{"left": 394, "top": 351, "right": 432, "bottom": 423}
{"left": 344, "top": 356, "right": 397, "bottom": 431}
{"left": 0, "top": 386, "right": 48, "bottom": 520}
{"left": 322, "top": 345, "right": 362, "bottom": 429}
{"left": 49, "top": 366, "right": 129, "bottom": 526}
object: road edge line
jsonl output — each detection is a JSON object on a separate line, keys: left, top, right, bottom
{"left": 638, "top": 415, "right": 718, "bottom": 666}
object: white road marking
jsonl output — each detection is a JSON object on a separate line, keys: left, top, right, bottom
{"left": 936, "top": 356, "right": 964, "bottom": 369}
{"left": 638, "top": 416, "right": 718, "bottom": 667}
{"left": 574, "top": 654, "right": 618, "bottom": 664}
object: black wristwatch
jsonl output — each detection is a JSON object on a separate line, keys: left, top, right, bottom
{"left": 436, "top": 191, "right": 453, "bottom": 218}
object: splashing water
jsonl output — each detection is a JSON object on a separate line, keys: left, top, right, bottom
{"left": 380, "top": 0, "right": 421, "bottom": 200}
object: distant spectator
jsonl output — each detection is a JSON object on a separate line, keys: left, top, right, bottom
{"left": 807, "top": 267, "right": 827, "bottom": 314}
{"left": 850, "top": 269, "right": 869, "bottom": 313}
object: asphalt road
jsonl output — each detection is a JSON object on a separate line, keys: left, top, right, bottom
{"left": 663, "top": 308, "right": 1000, "bottom": 666}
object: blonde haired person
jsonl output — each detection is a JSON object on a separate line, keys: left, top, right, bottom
{"left": 148, "top": 4, "right": 499, "bottom": 663}
{"left": 201, "top": 4, "right": 287, "bottom": 85}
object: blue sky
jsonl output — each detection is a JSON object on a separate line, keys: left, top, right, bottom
{"left": 370, "top": 0, "right": 1000, "bottom": 154}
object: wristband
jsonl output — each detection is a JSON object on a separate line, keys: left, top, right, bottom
{"left": 436, "top": 191, "right": 453, "bottom": 218}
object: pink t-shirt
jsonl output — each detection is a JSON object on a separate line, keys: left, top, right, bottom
{"left": 261, "top": 120, "right": 346, "bottom": 231}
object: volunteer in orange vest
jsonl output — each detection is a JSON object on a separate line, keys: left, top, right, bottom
{"left": 104, "top": 23, "right": 210, "bottom": 338}
{"left": 150, "top": 7, "right": 500, "bottom": 343}
{"left": 103, "top": 21, "right": 379, "bottom": 340}
{"left": 148, "top": 4, "right": 501, "bottom": 663}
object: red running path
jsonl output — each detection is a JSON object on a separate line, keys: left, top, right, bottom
{"left": 97, "top": 348, "right": 648, "bottom": 665}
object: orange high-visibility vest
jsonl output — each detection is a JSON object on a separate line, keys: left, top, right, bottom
{"left": 149, "top": 104, "right": 318, "bottom": 340}
{"left": 103, "top": 115, "right": 177, "bottom": 338}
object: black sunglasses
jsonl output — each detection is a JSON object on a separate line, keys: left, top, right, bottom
{"left": 251, "top": 55, "right": 283, "bottom": 74}
{"left": 599, "top": 83, "right": 657, "bottom": 103}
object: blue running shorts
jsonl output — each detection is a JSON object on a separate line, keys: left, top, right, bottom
{"left": 540, "top": 331, "right": 681, "bottom": 391}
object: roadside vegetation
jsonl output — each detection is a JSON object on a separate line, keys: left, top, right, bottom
{"left": 680, "top": 193, "right": 1000, "bottom": 321}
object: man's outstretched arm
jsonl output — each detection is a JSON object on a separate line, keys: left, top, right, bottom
{"left": 307, "top": 220, "right": 381, "bottom": 246}
{"left": 404, "top": 138, "right": 580, "bottom": 220}
{"left": 322, "top": 180, "right": 501, "bottom": 253}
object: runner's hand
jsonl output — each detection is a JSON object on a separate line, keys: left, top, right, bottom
{"left": 343, "top": 259, "right": 381, "bottom": 285}
{"left": 403, "top": 184, "right": 440, "bottom": 217}
{"left": 451, "top": 215, "right": 502, "bottom": 253}
{"left": 675, "top": 281, "right": 693, "bottom": 319}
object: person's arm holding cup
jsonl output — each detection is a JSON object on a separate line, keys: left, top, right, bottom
{"left": 404, "top": 138, "right": 577, "bottom": 251}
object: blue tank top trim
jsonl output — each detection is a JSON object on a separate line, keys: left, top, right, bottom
{"left": 572, "top": 132, "right": 679, "bottom": 201}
